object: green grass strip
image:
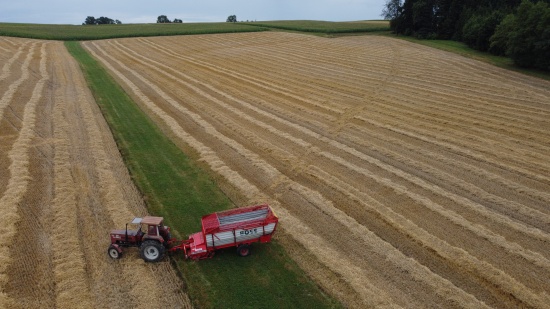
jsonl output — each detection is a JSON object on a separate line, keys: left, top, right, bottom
{"left": 0, "top": 22, "right": 267, "bottom": 40}
{"left": 65, "top": 41, "right": 341, "bottom": 309}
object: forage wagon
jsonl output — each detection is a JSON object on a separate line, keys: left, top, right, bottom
{"left": 108, "top": 204, "right": 279, "bottom": 262}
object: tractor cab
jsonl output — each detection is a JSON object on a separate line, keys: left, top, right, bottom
{"left": 140, "top": 216, "right": 171, "bottom": 243}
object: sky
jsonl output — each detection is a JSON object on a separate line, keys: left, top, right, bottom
{"left": 0, "top": 0, "right": 387, "bottom": 25}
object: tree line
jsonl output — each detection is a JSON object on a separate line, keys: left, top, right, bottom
{"left": 383, "top": 0, "right": 550, "bottom": 70}
{"left": 83, "top": 16, "right": 122, "bottom": 25}
{"left": 156, "top": 15, "right": 183, "bottom": 23}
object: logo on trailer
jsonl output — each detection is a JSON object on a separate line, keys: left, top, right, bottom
{"left": 240, "top": 228, "right": 258, "bottom": 236}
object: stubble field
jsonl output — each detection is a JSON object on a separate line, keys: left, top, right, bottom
{"left": 2, "top": 30, "right": 550, "bottom": 309}
{"left": 82, "top": 32, "right": 550, "bottom": 308}
{"left": 0, "top": 37, "right": 191, "bottom": 308}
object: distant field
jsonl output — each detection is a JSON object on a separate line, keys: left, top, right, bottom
{"left": 0, "top": 20, "right": 389, "bottom": 40}
{"left": 242, "top": 20, "right": 390, "bottom": 33}
{"left": 0, "top": 22, "right": 267, "bottom": 40}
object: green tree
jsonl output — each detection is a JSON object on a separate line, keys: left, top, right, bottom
{"left": 412, "top": 0, "right": 436, "bottom": 38}
{"left": 226, "top": 15, "right": 237, "bottom": 22}
{"left": 157, "top": 15, "right": 171, "bottom": 23}
{"left": 505, "top": 0, "right": 550, "bottom": 69}
{"left": 489, "top": 14, "right": 516, "bottom": 55}
{"left": 96, "top": 16, "right": 115, "bottom": 25}
{"left": 462, "top": 11, "right": 504, "bottom": 51}
{"left": 382, "top": 0, "right": 403, "bottom": 20}
{"left": 83, "top": 16, "right": 96, "bottom": 25}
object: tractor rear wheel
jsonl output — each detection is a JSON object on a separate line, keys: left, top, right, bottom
{"left": 237, "top": 244, "right": 251, "bottom": 257}
{"left": 108, "top": 245, "right": 122, "bottom": 259}
{"left": 140, "top": 240, "right": 165, "bottom": 262}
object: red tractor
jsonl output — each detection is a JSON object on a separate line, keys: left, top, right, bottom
{"left": 108, "top": 216, "right": 172, "bottom": 262}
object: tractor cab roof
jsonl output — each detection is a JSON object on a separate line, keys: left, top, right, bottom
{"left": 132, "top": 216, "right": 164, "bottom": 226}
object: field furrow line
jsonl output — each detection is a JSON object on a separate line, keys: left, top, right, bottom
{"left": 184, "top": 53, "right": 548, "bottom": 155}
{"left": 327, "top": 38, "right": 550, "bottom": 104}
{"left": 149, "top": 35, "right": 550, "bottom": 144}
{"left": 358, "top": 110, "right": 550, "bottom": 184}
{"left": 0, "top": 42, "right": 37, "bottom": 122}
{"left": 0, "top": 38, "right": 12, "bottom": 53}
{"left": 133, "top": 39, "right": 352, "bottom": 127}
{"left": 400, "top": 44, "right": 550, "bottom": 102}
{"left": 0, "top": 42, "right": 48, "bottom": 308}
{"left": 0, "top": 41, "right": 29, "bottom": 82}
{"left": 83, "top": 42, "right": 402, "bottom": 307}
{"left": 379, "top": 89, "right": 550, "bottom": 143}
{"left": 186, "top": 43, "right": 384, "bottom": 102}
{"left": 339, "top": 127, "right": 550, "bottom": 228}
{"left": 0, "top": 37, "right": 16, "bottom": 46}
{"left": 353, "top": 114, "right": 550, "bottom": 187}
{"left": 216, "top": 35, "right": 549, "bottom": 109}
{"left": 388, "top": 73, "right": 550, "bottom": 111}
{"left": 203, "top": 36, "right": 550, "bottom": 119}
{"left": 319, "top": 147, "right": 550, "bottom": 264}
{"left": 125, "top": 40, "right": 342, "bottom": 128}
{"left": 374, "top": 67, "right": 550, "bottom": 114}
{"left": 115, "top": 38, "right": 550, "bottom": 259}
{"left": 368, "top": 94, "right": 550, "bottom": 157}
{"left": 186, "top": 43, "right": 377, "bottom": 101}
{"left": 219, "top": 47, "right": 550, "bottom": 126}
{"left": 306, "top": 165, "right": 550, "bottom": 308}
{"left": 191, "top": 56, "right": 550, "bottom": 152}
{"left": 51, "top": 96, "right": 94, "bottom": 308}
{"left": 322, "top": 131, "right": 550, "bottom": 242}
{"left": 136, "top": 39, "right": 343, "bottom": 115}
{"left": 343, "top": 124, "right": 550, "bottom": 212}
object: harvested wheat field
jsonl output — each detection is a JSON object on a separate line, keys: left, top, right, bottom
{"left": 0, "top": 37, "right": 191, "bottom": 309}
{"left": 83, "top": 32, "right": 550, "bottom": 308}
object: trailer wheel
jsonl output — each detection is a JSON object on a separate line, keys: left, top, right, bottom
{"left": 237, "top": 244, "right": 251, "bottom": 257}
{"left": 140, "top": 240, "right": 165, "bottom": 262}
{"left": 108, "top": 245, "right": 122, "bottom": 259}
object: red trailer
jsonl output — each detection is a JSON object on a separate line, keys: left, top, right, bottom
{"left": 170, "top": 204, "right": 279, "bottom": 260}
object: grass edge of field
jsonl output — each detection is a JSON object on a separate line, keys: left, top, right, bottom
{"left": 64, "top": 41, "right": 342, "bottom": 309}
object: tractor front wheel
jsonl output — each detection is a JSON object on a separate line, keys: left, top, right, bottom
{"left": 140, "top": 240, "right": 165, "bottom": 262}
{"left": 108, "top": 245, "right": 122, "bottom": 259}
{"left": 237, "top": 244, "right": 251, "bottom": 257}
